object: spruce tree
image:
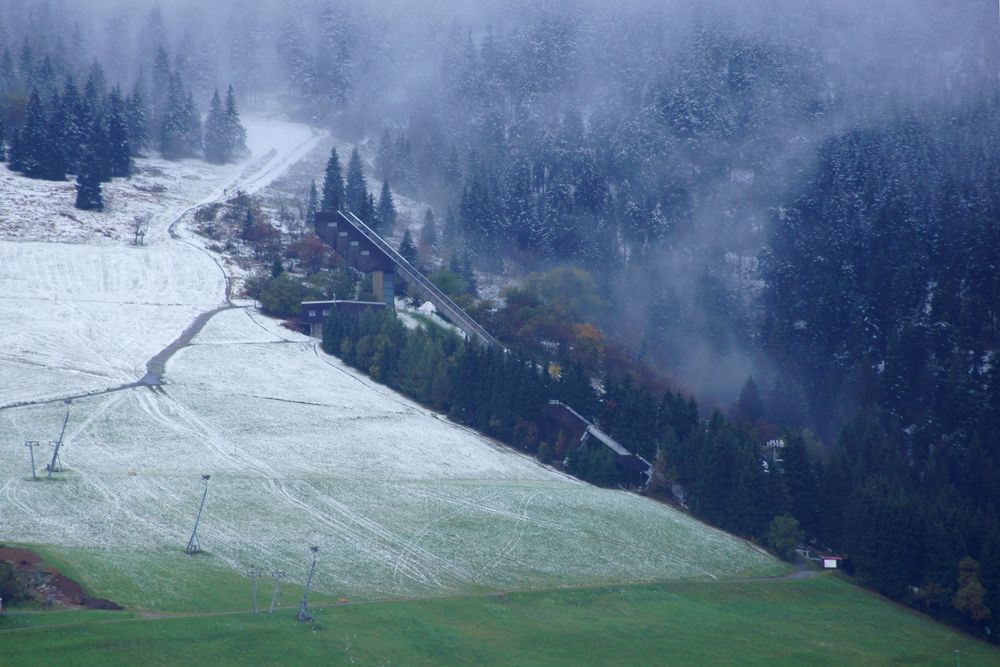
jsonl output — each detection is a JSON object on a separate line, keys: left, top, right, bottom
{"left": 395, "top": 135, "right": 418, "bottom": 193}
{"left": 419, "top": 208, "right": 438, "bottom": 254}
{"left": 17, "top": 89, "right": 52, "bottom": 179}
{"left": 377, "top": 179, "right": 397, "bottom": 232}
{"left": 86, "top": 115, "right": 112, "bottom": 183}
{"left": 151, "top": 46, "right": 172, "bottom": 133}
{"left": 35, "top": 55, "right": 56, "bottom": 99}
{"left": 320, "top": 147, "right": 345, "bottom": 212}
{"left": 182, "top": 91, "right": 202, "bottom": 157}
{"left": 461, "top": 251, "right": 478, "bottom": 297}
{"left": 82, "top": 68, "right": 105, "bottom": 121}
{"left": 203, "top": 88, "right": 228, "bottom": 163}
{"left": 75, "top": 148, "right": 104, "bottom": 211}
{"left": 361, "top": 193, "right": 376, "bottom": 226}
{"left": 7, "top": 129, "right": 24, "bottom": 171}
{"left": 375, "top": 129, "right": 394, "bottom": 182}
{"left": 57, "top": 77, "right": 86, "bottom": 173}
{"left": 18, "top": 40, "right": 35, "bottom": 90}
{"left": 306, "top": 180, "right": 318, "bottom": 224}
{"left": 224, "top": 85, "right": 248, "bottom": 158}
{"left": 85, "top": 62, "right": 108, "bottom": 106}
{"left": 443, "top": 148, "right": 462, "bottom": 202}
{"left": 107, "top": 87, "right": 132, "bottom": 177}
{"left": 398, "top": 229, "right": 417, "bottom": 264}
{"left": 159, "top": 74, "right": 188, "bottom": 159}
{"left": 126, "top": 72, "right": 150, "bottom": 156}
{"left": 781, "top": 433, "right": 819, "bottom": 533}
{"left": 345, "top": 146, "right": 367, "bottom": 213}
{"left": 443, "top": 206, "right": 460, "bottom": 248}
{"left": 41, "top": 92, "right": 67, "bottom": 181}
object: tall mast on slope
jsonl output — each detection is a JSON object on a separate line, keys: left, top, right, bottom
{"left": 297, "top": 546, "right": 319, "bottom": 622}
{"left": 185, "top": 474, "right": 211, "bottom": 555}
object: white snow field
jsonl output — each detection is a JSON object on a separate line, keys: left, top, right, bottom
{"left": 0, "top": 241, "right": 222, "bottom": 406}
{"left": 0, "top": 117, "right": 318, "bottom": 407}
{"left": 0, "top": 307, "right": 781, "bottom": 603}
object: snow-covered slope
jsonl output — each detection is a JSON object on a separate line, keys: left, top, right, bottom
{"left": 0, "top": 118, "right": 780, "bottom": 605}
{"left": 0, "top": 307, "right": 779, "bottom": 601}
{"left": 0, "top": 241, "right": 222, "bottom": 406}
{"left": 0, "top": 117, "right": 318, "bottom": 407}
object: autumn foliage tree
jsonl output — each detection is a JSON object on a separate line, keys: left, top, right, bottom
{"left": 954, "top": 557, "right": 992, "bottom": 630}
{"left": 294, "top": 234, "right": 329, "bottom": 276}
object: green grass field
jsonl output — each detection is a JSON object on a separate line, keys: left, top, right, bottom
{"left": 4, "top": 572, "right": 998, "bottom": 666}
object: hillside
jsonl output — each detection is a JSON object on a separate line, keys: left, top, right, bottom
{"left": 0, "top": 119, "right": 782, "bottom": 610}
{"left": 4, "top": 576, "right": 999, "bottom": 666}
{"left": 1, "top": 87, "right": 997, "bottom": 667}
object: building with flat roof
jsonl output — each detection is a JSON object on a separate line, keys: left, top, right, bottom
{"left": 300, "top": 300, "right": 386, "bottom": 337}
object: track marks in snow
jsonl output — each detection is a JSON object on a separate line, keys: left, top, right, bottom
{"left": 0, "top": 118, "right": 318, "bottom": 410}
{"left": 61, "top": 391, "right": 128, "bottom": 456}
{"left": 0, "top": 306, "right": 781, "bottom": 601}
{"left": 0, "top": 242, "right": 222, "bottom": 407}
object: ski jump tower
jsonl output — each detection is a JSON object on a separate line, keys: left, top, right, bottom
{"left": 315, "top": 210, "right": 500, "bottom": 349}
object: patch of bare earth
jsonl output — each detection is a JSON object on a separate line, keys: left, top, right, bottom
{"left": 0, "top": 546, "right": 122, "bottom": 611}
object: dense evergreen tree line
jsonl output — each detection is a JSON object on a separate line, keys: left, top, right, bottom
{"left": 0, "top": 32, "right": 248, "bottom": 210}
{"left": 321, "top": 309, "right": 549, "bottom": 450}
{"left": 316, "top": 256, "right": 999, "bottom": 639}
{"left": 757, "top": 97, "right": 1000, "bottom": 637}
{"left": 203, "top": 86, "right": 248, "bottom": 164}
{"left": 317, "top": 146, "right": 397, "bottom": 233}
{"left": 321, "top": 305, "right": 638, "bottom": 491}
{"left": 313, "top": 6, "right": 999, "bottom": 638}
{"left": 593, "top": 366, "right": 1000, "bottom": 636}
{"left": 3, "top": 69, "right": 133, "bottom": 211}
{"left": 319, "top": 304, "right": 786, "bottom": 536}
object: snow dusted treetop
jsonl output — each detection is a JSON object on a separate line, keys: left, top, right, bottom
{"left": 203, "top": 89, "right": 228, "bottom": 164}
{"left": 225, "top": 85, "right": 248, "bottom": 159}
{"left": 345, "top": 147, "right": 368, "bottom": 214}
{"left": 202, "top": 85, "right": 247, "bottom": 165}
{"left": 321, "top": 147, "right": 345, "bottom": 213}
